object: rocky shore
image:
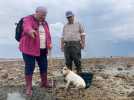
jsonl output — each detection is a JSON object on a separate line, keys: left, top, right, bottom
{"left": 0, "top": 57, "right": 134, "bottom": 100}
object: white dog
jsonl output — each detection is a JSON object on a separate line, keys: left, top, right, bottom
{"left": 62, "top": 67, "right": 86, "bottom": 89}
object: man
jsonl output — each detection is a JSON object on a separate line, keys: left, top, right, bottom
{"left": 19, "top": 6, "right": 52, "bottom": 96}
{"left": 61, "top": 11, "right": 86, "bottom": 74}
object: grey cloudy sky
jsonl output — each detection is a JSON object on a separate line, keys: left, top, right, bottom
{"left": 0, "top": 0, "right": 134, "bottom": 58}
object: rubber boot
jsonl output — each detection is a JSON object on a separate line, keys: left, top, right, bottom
{"left": 25, "top": 75, "right": 32, "bottom": 96}
{"left": 40, "top": 73, "right": 52, "bottom": 88}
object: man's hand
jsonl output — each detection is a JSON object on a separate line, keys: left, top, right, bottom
{"left": 80, "top": 41, "right": 85, "bottom": 49}
{"left": 61, "top": 42, "right": 64, "bottom": 52}
{"left": 61, "top": 46, "right": 64, "bottom": 52}
{"left": 61, "top": 38, "right": 64, "bottom": 52}
{"left": 80, "top": 35, "right": 85, "bottom": 49}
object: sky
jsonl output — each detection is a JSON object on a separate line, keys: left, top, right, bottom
{"left": 0, "top": 0, "right": 134, "bottom": 58}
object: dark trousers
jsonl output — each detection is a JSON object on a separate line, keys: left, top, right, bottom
{"left": 22, "top": 49, "right": 48, "bottom": 75}
{"left": 64, "top": 41, "right": 81, "bottom": 71}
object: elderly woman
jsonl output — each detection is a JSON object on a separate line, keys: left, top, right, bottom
{"left": 19, "top": 6, "right": 52, "bottom": 96}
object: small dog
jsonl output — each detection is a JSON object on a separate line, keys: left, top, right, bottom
{"left": 62, "top": 67, "right": 86, "bottom": 89}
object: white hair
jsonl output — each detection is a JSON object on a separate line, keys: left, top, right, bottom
{"left": 36, "top": 6, "right": 47, "bottom": 14}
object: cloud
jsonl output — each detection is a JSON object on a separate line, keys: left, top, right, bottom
{"left": 112, "top": 0, "right": 134, "bottom": 12}
{"left": 112, "top": 22, "right": 134, "bottom": 40}
{"left": 0, "top": 0, "right": 134, "bottom": 57}
{"left": 0, "top": 0, "right": 91, "bottom": 41}
{"left": 85, "top": 0, "right": 134, "bottom": 41}
{"left": 33, "top": 0, "right": 91, "bottom": 11}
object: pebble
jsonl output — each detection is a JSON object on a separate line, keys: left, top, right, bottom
{"left": 1, "top": 70, "right": 8, "bottom": 79}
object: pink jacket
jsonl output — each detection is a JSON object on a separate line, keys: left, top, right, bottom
{"left": 19, "top": 15, "right": 52, "bottom": 56}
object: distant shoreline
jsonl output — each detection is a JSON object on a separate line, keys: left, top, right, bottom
{"left": 0, "top": 56, "right": 134, "bottom": 64}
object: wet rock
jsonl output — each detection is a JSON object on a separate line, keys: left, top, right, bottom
{"left": 129, "top": 83, "right": 134, "bottom": 86}
{"left": 8, "top": 77, "right": 14, "bottom": 81}
{"left": 114, "top": 74, "right": 127, "bottom": 80}
{"left": 7, "top": 92, "right": 25, "bottom": 100}
{"left": 1, "top": 70, "right": 8, "bottom": 79}
{"left": 128, "top": 91, "right": 134, "bottom": 97}
{"left": 95, "top": 64, "right": 106, "bottom": 70}
{"left": 127, "top": 64, "right": 133, "bottom": 68}
{"left": 95, "top": 76, "right": 104, "bottom": 81}
{"left": 0, "top": 67, "right": 2, "bottom": 70}
{"left": 118, "top": 67, "right": 123, "bottom": 71}
{"left": 101, "top": 74, "right": 109, "bottom": 79}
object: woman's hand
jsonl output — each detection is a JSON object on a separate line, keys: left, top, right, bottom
{"left": 29, "top": 30, "right": 36, "bottom": 39}
{"left": 48, "top": 44, "right": 52, "bottom": 50}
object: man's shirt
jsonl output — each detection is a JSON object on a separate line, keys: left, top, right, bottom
{"left": 62, "top": 22, "right": 85, "bottom": 42}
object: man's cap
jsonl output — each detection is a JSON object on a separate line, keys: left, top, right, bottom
{"left": 65, "top": 11, "right": 74, "bottom": 18}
